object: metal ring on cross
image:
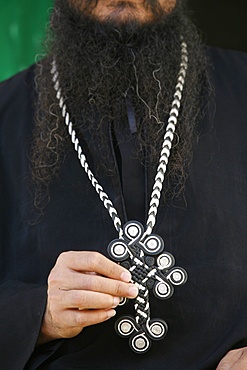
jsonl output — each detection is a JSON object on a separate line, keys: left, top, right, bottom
{"left": 147, "top": 319, "right": 168, "bottom": 340}
{"left": 130, "top": 333, "right": 151, "bottom": 354}
{"left": 119, "top": 297, "right": 127, "bottom": 306}
{"left": 116, "top": 317, "right": 137, "bottom": 337}
{"left": 166, "top": 267, "right": 188, "bottom": 286}
{"left": 107, "top": 240, "right": 129, "bottom": 261}
{"left": 157, "top": 252, "right": 175, "bottom": 270}
{"left": 143, "top": 235, "right": 164, "bottom": 255}
{"left": 153, "top": 280, "right": 174, "bottom": 300}
{"left": 124, "top": 221, "right": 143, "bottom": 242}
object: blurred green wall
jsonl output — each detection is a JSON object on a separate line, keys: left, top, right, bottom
{"left": 0, "top": 0, "right": 53, "bottom": 82}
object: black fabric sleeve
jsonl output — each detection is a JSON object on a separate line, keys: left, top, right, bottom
{"left": 0, "top": 281, "right": 47, "bottom": 369}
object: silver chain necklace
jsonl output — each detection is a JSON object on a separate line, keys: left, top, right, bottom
{"left": 51, "top": 40, "right": 188, "bottom": 354}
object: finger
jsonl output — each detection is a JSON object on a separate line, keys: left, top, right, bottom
{"left": 58, "top": 251, "right": 132, "bottom": 282}
{"left": 62, "top": 308, "right": 117, "bottom": 332}
{"left": 231, "top": 353, "right": 247, "bottom": 370}
{"left": 216, "top": 349, "right": 246, "bottom": 370}
{"left": 75, "top": 308, "right": 117, "bottom": 328}
{"left": 59, "top": 270, "right": 138, "bottom": 299}
{"left": 61, "top": 289, "right": 121, "bottom": 310}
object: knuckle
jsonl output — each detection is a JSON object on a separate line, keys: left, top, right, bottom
{"left": 86, "top": 251, "right": 102, "bottom": 269}
{"left": 57, "top": 251, "right": 67, "bottom": 263}
{"left": 48, "top": 268, "right": 60, "bottom": 286}
{"left": 58, "top": 251, "right": 73, "bottom": 264}
{"left": 114, "top": 282, "right": 123, "bottom": 296}
{"left": 108, "top": 265, "right": 116, "bottom": 277}
{"left": 217, "top": 359, "right": 230, "bottom": 370}
{"left": 75, "top": 312, "right": 86, "bottom": 327}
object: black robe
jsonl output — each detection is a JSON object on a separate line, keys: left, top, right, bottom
{"left": 1, "top": 48, "right": 247, "bottom": 370}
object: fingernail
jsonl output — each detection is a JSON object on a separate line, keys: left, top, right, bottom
{"left": 108, "top": 309, "right": 116, "bottom": 318}
{"left": 121, "top": 271, "right": 132, "bottom": 283}
{"left": 128, "top": 285, "right": 138, "bottom": 298}
{"left": 113, "top": 297, "right": 120, "bottom": 307}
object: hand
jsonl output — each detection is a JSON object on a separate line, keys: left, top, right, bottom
{"left": 37, "top": 251, "right": 138, "bottom": 345}
{"left": 216, "top": 348, "right": 247, "bottom": 369}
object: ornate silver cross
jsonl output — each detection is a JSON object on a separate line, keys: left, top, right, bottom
{"left": 107, "top": 221, "right": 188, "bottom": 353}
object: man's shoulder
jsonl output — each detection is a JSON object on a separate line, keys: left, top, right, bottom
{"left": 205, "top": 47, "right": 247, "bottom": 112}
{"left": 207, "top": 46, "right": 247, "bottom": 62}
{"left": 0, "top": 65, "right": 35, "bottom": 112}
{"left": 206, "top": 47, "right": 247, "bottom": 84}
{"left": 0, "top": 64, "right": 36, "bottom": 87}
{"left": 0, "top": 66, "right": 36, "bottom": 143}
{"left": 0, "top": 65, "right": 36, "bottom": 135}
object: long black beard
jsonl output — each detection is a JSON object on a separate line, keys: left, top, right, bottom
{"left": 31, "top": 0, "right": 209, "bottom": 214}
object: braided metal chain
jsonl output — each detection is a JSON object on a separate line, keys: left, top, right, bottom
{"left": 51, "top": 61, "right": 124, "bottom": 238}
{"left": 50, "top": 40, "right": 188, "bottom": 239}
{"left": 143, "top": 40, "right": 188, "bottom": 238}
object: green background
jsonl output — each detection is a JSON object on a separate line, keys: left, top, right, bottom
{"left": 0, "top": 0, "right": 53, "bottom": 82}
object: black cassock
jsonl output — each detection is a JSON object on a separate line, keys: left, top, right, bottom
{"left": 1, "top": 48, "right": 247, "bottom": 370}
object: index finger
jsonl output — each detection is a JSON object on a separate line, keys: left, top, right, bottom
{"left": 58, "top": 251, "right": 132, "bottom": 283}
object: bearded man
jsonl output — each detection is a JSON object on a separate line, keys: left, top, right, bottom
{"left": 1, "top": 0, "right": 247, "bottom": 369}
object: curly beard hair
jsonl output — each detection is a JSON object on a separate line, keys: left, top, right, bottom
{"left": 31, "top": 0, "right": 210, "bottom": 215}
